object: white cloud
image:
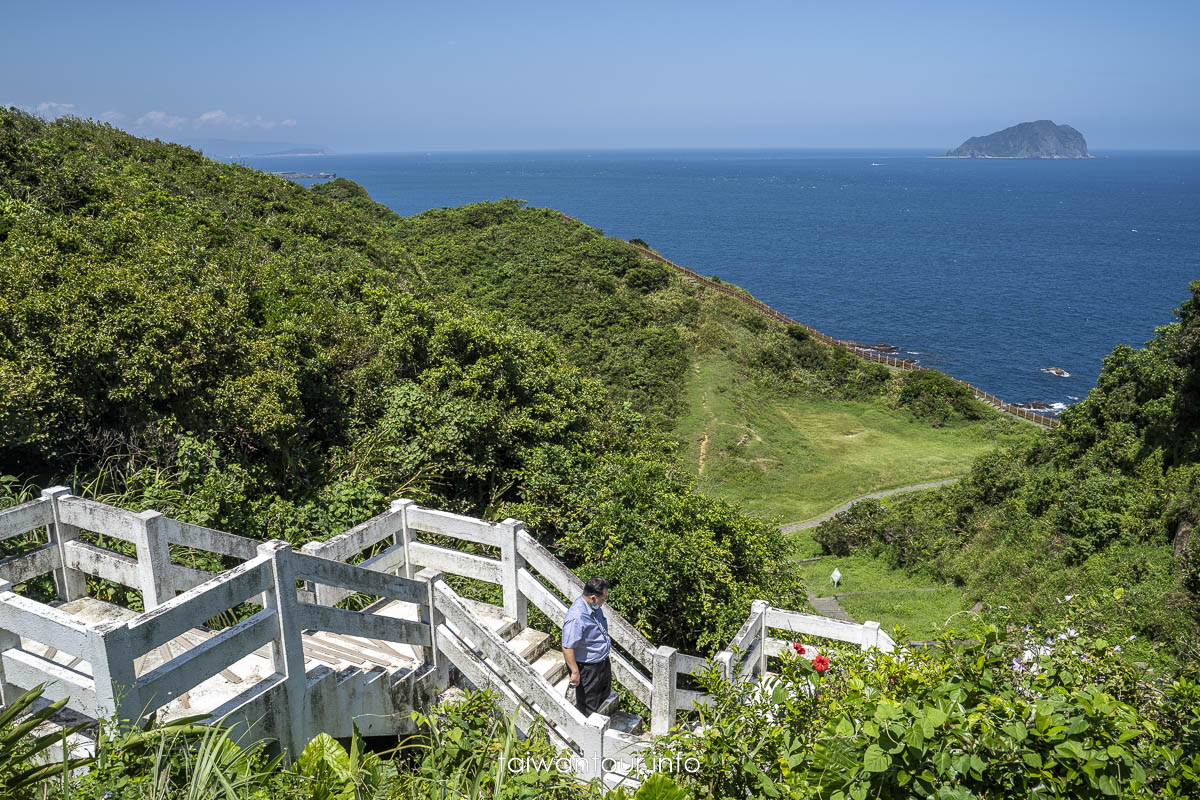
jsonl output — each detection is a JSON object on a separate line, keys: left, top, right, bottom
{"left": 99, "top": 110, "right": 126, "bottom": 123}
{"left": 35, "top": 101, "right": 75, "bottom": 118}
{"left": 193, "top": 109, "right": 281, "bottom": 130}
{"left": 281, "top": 119, "right": 297, "bottom": 127}
{"left": 196, "top": 109, "right": 231, "bottom": 126}
{"left": 136, "top": 110, "right": 187, "bottom": 129}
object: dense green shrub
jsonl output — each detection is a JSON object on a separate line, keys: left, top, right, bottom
{"left": 650, "top": 608, "right": 1200, "bottom": 799}
{"left": 0, "top": 110, "right": 809, "bottom": 653}
{"left": 899, "top": 370, "right": 985, "bottom": 425}
{"left": 816, "top": 284, "right": 1200, "bottom": 663}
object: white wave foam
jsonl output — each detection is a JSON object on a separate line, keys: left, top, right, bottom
{"left": 1041, "top": 368, "right": 1071, "bottom": 378}
{"left": 1050, "top": 402, "right": 1067, "bottom": 410}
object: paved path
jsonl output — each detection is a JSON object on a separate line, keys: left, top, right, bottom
{"left": 805, "top": 589, "right": 856, "bottom": 622}
{"left": 780, "top": 478, "right": 960, "bottom": 533}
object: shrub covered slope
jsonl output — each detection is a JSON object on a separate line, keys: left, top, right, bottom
{"left": 817, "top": 285, "right": 1200, "bottom": 663}
{"left": 0, "top": 110, "right": 802, "bottom": 651}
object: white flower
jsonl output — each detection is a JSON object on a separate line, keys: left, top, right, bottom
{"left": 1064, "top": 595, "right": 1074, "bottom": 602}
{"left": 1127, "top": 635, "right": 1137, "bottom": 642}
{"left": 1114, "top": 645, "right": 1122, "bottom": 652}
{"left": 1067, "top": 628, "right": 1079, "bottom": 638}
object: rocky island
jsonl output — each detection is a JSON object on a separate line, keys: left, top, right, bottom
{"left": 946, "top": 120, "right": 1091, "bottom": 158}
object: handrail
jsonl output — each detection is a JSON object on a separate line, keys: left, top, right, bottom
{"left": 0, "top": 581, "right": 91, "bottom": 658}
{"left": 432, "top": 579, "right": 597, "bottom": 742}
{"left": 122, "top": 555, "right": 274, "bottom": 656}
{"left": 515, "top": 529, "right": 656, "bottom": 670}
{"left": 765, "top": 607, "right": 896, "bottom": 653}
{"left": 0, "top": 497, "right": 52, "bottom": 542}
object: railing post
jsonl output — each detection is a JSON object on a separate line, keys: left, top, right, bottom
{"left": 89, "top": 621, "right": 140, "bottom": 724}
{"left": 499, "top": 518, "right": 528, "bottom": 628}
{"left": 581, "top": 712, "right": 611, "bottom": 780}
{"left": 714, "top": 649, "right": 734, "bottom": 683}
{"left": 752, "top": 599, "right": 769, "bottom": 676}
{"left": 415, "top": 567, "right": 450, "bottom": 688}
{"left": 43, "top": 486, "right": 86, "bottom": 602}
{"left": 391, "top": 499, "right": 416, "bottom": 579}
{"left": 133, "top": 510, "right": 175, "bottom": 610}
{"left": 259, "top": 541, "right": 308, "bottom": 758}
{"left": 0, "top": 581, "right": 21, "bottom": 705}
{"left": 298, "top": 541, "right": 327, "bottom": 605}
{"left": 862, "top": 620, "right": 881, "bottom": 650}
{"left": 650, "top": 644, "right": 679, "bottom": 736}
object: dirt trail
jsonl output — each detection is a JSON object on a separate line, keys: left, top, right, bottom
{"left": 780, "top": 478, "right": 960, "bottom": 533}
{"left": 698, "top": 434, "right": 709, "bottom": 475}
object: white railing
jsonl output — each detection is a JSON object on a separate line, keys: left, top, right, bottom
{"left": 710, "top": 601, "right": 896, "bottom": 686}
{"left": 0, "top": 490, "right": 442, "bottom": 756}
{"left": 299, "top": 500, "right": 662, "bottom": 734}
{"left": 0, "top": 490, "right": 897, "bottom": 773}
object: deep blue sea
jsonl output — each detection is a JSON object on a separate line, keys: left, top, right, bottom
{"left": 243, "top": 149, "right": 1200, "bottom": 410}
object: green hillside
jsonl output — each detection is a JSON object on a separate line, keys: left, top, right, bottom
{"left": 0, "top": 110, "right": 800, "bottom": 652}
{"left": 2, "top": 110, "right": 1199, "bottom": 800}
{"left": 816, "top": 287, "right": 1200, "bottom": 664}
{"left": 384, "top": 198, "right": 1034, "bottom": 525}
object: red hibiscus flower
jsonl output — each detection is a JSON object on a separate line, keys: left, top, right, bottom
{"left": 812, "top": 654, "right": 830, "bottom": 673}
{"left": 792, "top": 642, "right": 806, "bottom": 655}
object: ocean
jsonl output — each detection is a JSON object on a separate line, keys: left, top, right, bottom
{"left": 242, "top": 149, "right": 1200, "bottom": 411}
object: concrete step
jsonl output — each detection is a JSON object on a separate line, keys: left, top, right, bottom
{"left": 610, "top": 709, "right": 644, "bottom": 736}
{"left": 597, "top": 690, "right": 620, "bottom": 716}
{"left": 505, "top": 627, "right": 552, "bottom": 662}
{"left": 532, "top": 649, "right": 567, "bottom": 684}
{"left": 456, "top": 598, "right": 520, "bottom": 640}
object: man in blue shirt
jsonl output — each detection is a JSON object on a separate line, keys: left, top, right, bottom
{"left": 561, "top": 577, "right": 612, "bottom": 717}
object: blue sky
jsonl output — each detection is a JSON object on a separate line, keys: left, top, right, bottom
{"left": 3, "top": 0, "right": 1197, "bottom": 152}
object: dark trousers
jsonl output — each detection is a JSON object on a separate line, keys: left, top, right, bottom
{"left": 574, "top": 657, "right": 612, "bottom": 717}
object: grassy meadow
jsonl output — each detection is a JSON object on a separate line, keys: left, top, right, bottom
{"left": 673, "top": 353, "right": 1033, "bottom": 525}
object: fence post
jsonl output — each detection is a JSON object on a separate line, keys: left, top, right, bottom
{"left": 752, "top": 599, "right": 769, "bottom": 676}
{"left": 43, "top": 486, "right": 86, "bottom": 602}
{"left": 415, "top": 567, "right": 450, "bottom": 688}
{"left": 499, "top": 519, "right": 528, "bottom": 628}
{"left": 861, "top": 620, "right": 881, "bottom": 650}
{"left": 650, "top": 645, "right": 679, "bottom": 736}
{"left": 392, "top": 499, "right": 416, "bottom": 579}
{"left": 0, "top": 581, "right": 20, "bottom": 705}
{"left": 580, "top": 712, "right": 611, "bottom": 781}
{"left": 298, "top": 540, "right": 328, "bottom": 605}
{"left": 133, "top": 511, "right": 175, "bottom": 610}
{"left": 89, "top": 621, "right": 140, "bottom": 724}
{"left": 259, "top": 541, "right": 308, "bottom": 758}
{"left": 714, "top": 649, "right": 734, "bottom": 682}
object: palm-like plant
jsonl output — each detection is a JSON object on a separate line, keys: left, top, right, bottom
{"left": 0, "top": 684, "right": 94, "bottom": 797}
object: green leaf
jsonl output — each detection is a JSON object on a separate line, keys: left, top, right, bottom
{"left": 925, "top": 706, "right": 948, "bottom": 728}
{"left": 863, "top": 744, "right": 891, "bottom": 773}
{"left": 905, "top": 725, "right": 926, "bottom": 750}
{"left": 1023, "top": 752, "right": 1043, "bottom": 769}
{"left": 836, "top": 717, "right": 856, "bottom": 738}
{"left": 1003, "top": 721, "right": 1028, "bottom": 742}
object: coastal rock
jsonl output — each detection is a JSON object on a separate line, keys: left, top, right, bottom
{"left": 847, "top": 341, "right": 900, "bottom": 353}
{"left": 1043, "top": 367, "right": 1070, "bottom": 377}
{"left": 947, "top": 120, "right": 1091, "bottom": 159}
